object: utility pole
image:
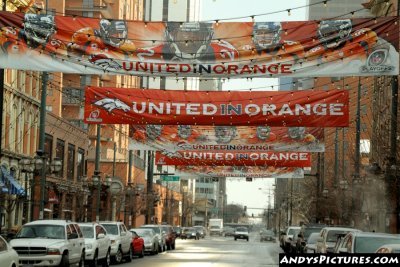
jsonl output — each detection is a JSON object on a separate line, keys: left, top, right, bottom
{"left": 128, "top": 150, "right": 133, "bottom": 228}
{"left": 334, "top": 128, "right": 339, "bottom": 187}
{"left": 94, "top": 124, "right": 101, "bottom": 222}
{"left": 146, "top": 151, "right": 154, "bottom": 224}
{"left": 352, "top": 78, "right": 362, "bottom": 228}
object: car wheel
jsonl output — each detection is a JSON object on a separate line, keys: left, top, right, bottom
{"left": 112, "top": 247, "right": 123, "bottom": 264}
{"left": 89, "top": 251, "right": 98, "bottom": 267}
{"left": 125, "top": 246, "right": 133, "bottom": 262}
{"left": 139, "top": 246, "right": 145, "bottom": 258}
{"left": 59, "top": 253, "right": 69, "bottom": 267}
{"left": 247, "top": 238, "right": 249, "bottom": 242}
{"left": 234, "top": 238, "right": 237, "bottom": 241}
{"left": 101, "top": 250, "right": 110, "bottom": 267}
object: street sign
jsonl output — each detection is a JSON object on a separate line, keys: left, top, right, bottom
{"left": 161, "top": 175, "right": 180, "bottom": 181}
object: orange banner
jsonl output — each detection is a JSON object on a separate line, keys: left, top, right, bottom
{"left": 0, "top": 12, "right": 398, "bottom": 77}
{"left": 85, "top": 87, "right": 348, "bottom": 127}
{"left": 155, "top": 151, "right": 311, "bottom": 167}
{"left": 175, "top": 165, "right": 304, "bottom": 178}
{"left": 129, "top": 126, "right": 324, "bottom": 152}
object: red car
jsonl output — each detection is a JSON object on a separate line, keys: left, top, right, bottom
{"left": 130, "top": 230, "right": 145, "bottom": 258}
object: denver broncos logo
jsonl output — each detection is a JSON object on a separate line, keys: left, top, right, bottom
{"left": 93, "top": 98, "right": 130, "bottom": 113}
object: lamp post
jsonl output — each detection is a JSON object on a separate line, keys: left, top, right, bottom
{"left": 339, "top": 180, "right": 349, "bottom": 224}
{"left": 19, "top": 158, "right": 34, "bottom": 223}
{"left": 32, "top": 151, "right": 62, "bottom": 220}
{"left": 93, "top": 173, "right": 101, "bottom": 222}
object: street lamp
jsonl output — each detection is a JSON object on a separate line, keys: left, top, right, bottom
{"left": 32, "top": 151, "right": 62, "bottom": 220}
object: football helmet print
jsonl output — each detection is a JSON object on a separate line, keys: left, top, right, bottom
{"left": 178, "top": 125, "right": 192, "bottom": 139}
{"left": 99, "top": 19, "right": 128, "bottom": 47}
{"left": 317, "top": 19, "right": 352, "bottom": 48}
{"left": 146, "top": 125, "right": 163, "bottom": 141}
{"left": 23, "top": 14, "right": 56, "bottom": 46}
{"left": 256, "top": 126, "right": 271, "bottom": 140}
{"left": 252, "top": 22, "right": 282, "bottom": 49}
{"left": 165, "top": 22, "right": 214, "bottom": 58}
{"left": 214, "top": 126, "right": 236, "bottom": 144}
{"left": 288, "top": 127, "right": 306, "bottom": 140}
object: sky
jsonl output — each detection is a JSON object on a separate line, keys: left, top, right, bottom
{"left": 200, "top": 0, "right": 307, "bottom": 217}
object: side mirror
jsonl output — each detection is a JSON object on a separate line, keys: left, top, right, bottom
{"left": 97, "top": 233, "right": 105, "bottom": 239}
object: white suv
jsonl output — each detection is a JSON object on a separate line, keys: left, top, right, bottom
{"left": 79, "top": 222, "right": 111, "bottom": 267}
{"left": 100, "top": 221, "right": 133, "bottom": 264}
{"left": 10, "top": 219, "right": 85, "bottom": 267}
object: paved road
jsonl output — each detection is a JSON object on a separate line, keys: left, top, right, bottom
{"left": 112, "top": 232, "right": 283, "bottom": 267}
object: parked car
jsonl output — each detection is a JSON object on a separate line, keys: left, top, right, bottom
{"left": 337, "top": 232, "right": 400, "bottom": 253}
{"left": 100, "top": 221, "right": 133, "bottom": 264}
{"left": 129, "top": 230, "right": 145, "bottom": 258}
{"left": 288, "top": 229, "right": 303, "bottom": 253}
{"left": 140, "top": 224, "right": 166, "bottom": 252}
{"left": 375, "top": 244, "right": 400, "bottom": 253}
{"left": 160, "top": 224, "right": 176, "bottom": 250}
{"left": 130, "top": 228, "right": 159, "bottom": 255}
{"left": 260, "top": 229, "right": 275, "bottom": 242}
{"left": 298, "top": 224, "right": 326, "bottom": 253}
{"left": 10, "top": 219, "right": 85, "bottom": 267}
{"left": 223, "top": 227, "right": 235, "bottom": 237}
{"left": 0, "top": 235, "right": 19, "bottom": 267}
{"left": 280, "top": 226, "right": 301, "bottom": 252}
{"left": 79, "top": 222, "right": 111, "bottom": 267}
{"left": 181, "top": 227, "right": 200, "bottom": 240}
{"left": 315, "top": 226, "right": 361, "bottom": 253}
{"left": 193, "top": 226, "right": 207, "bottom": 238}
{"left": 234, "top": 227, "right": 249, "bottom": 241}
{"left": 173, "top": 226, "right": 182, "bottom": 238}
{"left": 304, "top": 232, "right": 320, "bottom": 253}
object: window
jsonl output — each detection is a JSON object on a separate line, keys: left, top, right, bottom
{"left": 44, "top": 134, "right": 53, "bottom": 160}
{"left": 67, "top": 144, "right": 75, "bottom": 180}
{"left": 56, "top": 139, "right": 65, "bottom": 176}
{"left": 77, "top": 148, "right": 85, "bottom": 180}
{"left": 0, "top": 236, "right": 7, "bottom": 251}
{"left": 45, "top": 105, "right": 52, "bottom": 112}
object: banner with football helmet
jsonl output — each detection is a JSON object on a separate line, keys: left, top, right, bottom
{"left": 129, "top": 125, "right": 324, "bottom": 152}
{"left": 85, "top": 87, "right": 348, "bottom": 127}
{"left": 155, "top": 151, "right": 311, "bottom": 167}
{"left": 0, "top": 12, "right": 398, "bottom": 77}
{"left": 174, "top": 165, "right": 304, "bottom": 178}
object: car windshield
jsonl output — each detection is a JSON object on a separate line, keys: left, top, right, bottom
{"left": 16, "top": 225, "right": 65, "bottom": 239}
{"left": 101, "top": 224, "right": 118, "bottom": 235}
{"left": 304, "top": 228, "right": 322, "bottom": 239}
{"left": 80, "top": 226, "right": 94, "bottom": 238}
{"left": 355, "top": 237, "right": 400, "bottom": 253}
{"left": 134, "top": 229, "right": 152, "bottom": 237}
{"left": 236, "top": 227, "right": 248, "bottom": 232}
{"left": 262, "top": 230, "right": 274, "bottom": 235}
{"left": 288, "top": 228, "right": 298, "bottom": 236}
{"left": 142, "top": 226, "right": 161, "bottom": 234}
{"left": 327, "top": 230, "right": 350, "bottom": 242}
{"left": 307, "top": 233, "right": 320, "bottom": 244}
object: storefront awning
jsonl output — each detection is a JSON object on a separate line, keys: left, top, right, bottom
{"left": 0, "top": 166, "right": 25, "bottom": 196}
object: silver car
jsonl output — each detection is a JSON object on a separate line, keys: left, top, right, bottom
{"left": 130, "top": 228, "right": 159, "bottom": 255}
{"left": 140, "top": 224, "right": 166, "bottom": 252}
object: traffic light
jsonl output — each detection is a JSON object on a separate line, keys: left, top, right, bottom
{"left": 244, "top": 205, "right": 247, "bottom": 211}
{"left": 252, "top": 213, "right": 254, "bottom": 218}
